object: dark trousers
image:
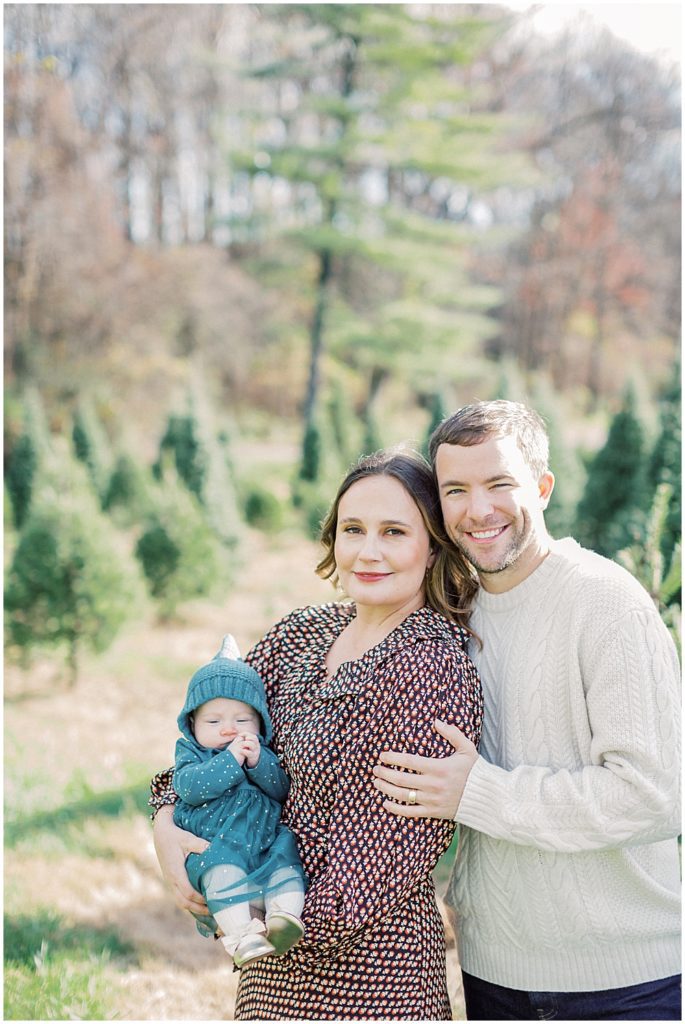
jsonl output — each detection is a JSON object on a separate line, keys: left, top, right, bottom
{"left": 462, "top": 970, "right": 682, "bottom": 1021}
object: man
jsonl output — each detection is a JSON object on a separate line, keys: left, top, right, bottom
{"left": 373, "top": 399, "right": 681, "bottom": 1021}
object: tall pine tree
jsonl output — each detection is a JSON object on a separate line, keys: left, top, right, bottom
{"left": 229, "top": 4, "right": 516, "bottom": 476}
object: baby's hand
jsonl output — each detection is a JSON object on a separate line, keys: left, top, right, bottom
{"left": 227, "top": 735, "right": 249, "bottom": 766}
{"left": 242, "top": 732, "right": 261, "bottom": 769}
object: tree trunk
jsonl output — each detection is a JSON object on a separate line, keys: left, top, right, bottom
{"left": 298, "top": 35, "right": 358, "bottom": 469}
{"left": 301, "top": 245, "right": 333, "bottom": 440}
{"left": 67, "top": 635, "right": 79, "bottom": 688}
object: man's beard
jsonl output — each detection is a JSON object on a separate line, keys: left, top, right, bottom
{"left": 451, "top": 516, "right": 532, "bottom": 577}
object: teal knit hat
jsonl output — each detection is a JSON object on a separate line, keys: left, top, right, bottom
{"left": 178, "top": 635, "right": 273, "bottom": 744}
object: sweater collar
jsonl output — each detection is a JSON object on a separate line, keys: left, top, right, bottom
{"left": 474, "top": 537, "right": 579, "bottom": 612}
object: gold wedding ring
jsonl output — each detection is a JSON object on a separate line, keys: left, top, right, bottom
{"left": 408, "top": 789, "right": 417, "bottom": 805}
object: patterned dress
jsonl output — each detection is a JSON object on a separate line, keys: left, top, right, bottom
{"left": 152, "top": 602, "right": 482, "bottom": 1021}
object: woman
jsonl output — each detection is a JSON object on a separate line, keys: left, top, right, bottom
{"left": 151, "top": 447, "right": 483, "bottom": 1020}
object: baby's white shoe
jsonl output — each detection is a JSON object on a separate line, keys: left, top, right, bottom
{"left": 229, "top": 932, "right": 276, "bottom": 968}
{"left": 265, "top": 911, "right": 305, "bottom": 955}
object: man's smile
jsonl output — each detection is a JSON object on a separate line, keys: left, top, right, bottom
{"left": 465, "top": 526, "right": 508, "bottom": 541}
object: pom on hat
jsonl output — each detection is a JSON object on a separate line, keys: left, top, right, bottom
{"left": 215, "top": 634, "right": 242, "bottom": 660}
{"left": 178, "top": 634, "right": 273, "bottom": 744}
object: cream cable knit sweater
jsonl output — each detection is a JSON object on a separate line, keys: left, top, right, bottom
{"left": 448, "top": 538, "right": 681, "bottom": 992}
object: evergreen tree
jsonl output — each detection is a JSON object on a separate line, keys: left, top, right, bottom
{"left": 421, "top": 392, "right": 447, "bottom": 458}
{"left": 199, "top": 418, "right": 243, "bottom": 549}
{"left": 299, "top": 421, "right": 322, "bottom": 482}
{"left": 232, "top": 4, "right": 514, "bottom": 476}
{"left": 154, "top": 395, "right": 242, "bottom": 547}
{"left": 327, "top": 377, "right": 356, "bottom": 465}
{"left": 618, "top": 483, "right": 681, "bottom": 649}
{"left": 154, "top": 412, "right": 207, "bottom": 501}
{"left": 647, "top": 363, "right": 681, "bottom": 565}
{"left": 102, "top": 452, "right": 155, "bottom": 526}
{"left": 5, "top": 432, "right": 38, "bottom": 529}
{"left": 531, "top": 379, "right": 586, "bottom": 539}
{"left": 361, "top": 408, "right": 383, "bottom": 457}
{"left": 243, "top": 484, "right": 284, "bottom": 532}
{"left": 4, "top": 387, "right": 52, "bottom": 529}
{"left": 575, "top": 386, "right": 650, "bottom": 556}
{"left": 135, "top": 470, "right": 224, "bottom": 619}
{"left": 5, "top": 442, "right": 145, "bottom": 684}
{"left": 71, "top": 399, "right": 113, "bottom": 506}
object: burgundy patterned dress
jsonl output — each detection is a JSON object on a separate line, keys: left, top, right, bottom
{"left": 150, "top": 602, "right": 482, "bottom": 1019}
{"left": 233, "top": 602, "right": 482, "bottom": 1021}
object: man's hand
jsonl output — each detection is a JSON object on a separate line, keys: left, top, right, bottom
{"left": 152, "top": 804, "right": 210, "bottom": 914}
{"left": 372, "top": 719, "right": 478, "bottom": 820}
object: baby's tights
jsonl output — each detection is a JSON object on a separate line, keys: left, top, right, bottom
{"left": 203, "top": 864, "right": 305, "bottom": 955}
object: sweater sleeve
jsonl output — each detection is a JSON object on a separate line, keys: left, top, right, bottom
{"left": 173, "top": 738, "right": 245, "bottom": 805}
{"left": 244, "top": 744, "right": 290, "bottom": 803}
{"left": 457, "top": 606, "right": 681, "bottom": 853}
{"left": 300, "top": 643, "right": 482, "bottom": 957}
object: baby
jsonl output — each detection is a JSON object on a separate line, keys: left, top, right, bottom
{"left": 173, "top": 635, "right": 306, "bottom": 968}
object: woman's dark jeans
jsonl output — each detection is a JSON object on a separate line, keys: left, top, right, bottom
{"left": 462, "top": 970, "right": 682, "bottom": 1021}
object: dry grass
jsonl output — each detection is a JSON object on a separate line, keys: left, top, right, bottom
{"left": 5, "top": 528, "right": 465, "bottom": 1020}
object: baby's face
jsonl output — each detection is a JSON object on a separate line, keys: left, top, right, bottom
{"left": 192, "top": 697, "right": 260, "bottom": 750}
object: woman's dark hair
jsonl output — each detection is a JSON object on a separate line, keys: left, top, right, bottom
{"left": 316, "top": 446, "right": 477, "bottom": 630}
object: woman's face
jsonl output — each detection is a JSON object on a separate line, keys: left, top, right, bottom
{"left": 334, "top": 475, "right": 435, "bottom": 616}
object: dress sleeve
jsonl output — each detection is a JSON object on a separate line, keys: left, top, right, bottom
{"left": 300, "top": 642, "right": 482, "bottom": 958}
{"left": 244, "top": 745, "right": 290, "bottom": 803}
{"left": 173, "top": 739, "right": 246, "bottom": 805}
{"left": 148, "top": 766, "right": 176, "bottom": 820}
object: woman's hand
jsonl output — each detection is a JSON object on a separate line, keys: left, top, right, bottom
{"left": 152, "top": 804, "right": 210, "bottom": 914}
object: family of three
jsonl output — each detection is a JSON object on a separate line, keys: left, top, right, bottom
{"left": 150, "top": 400, "right": 681, "bottom": 1022}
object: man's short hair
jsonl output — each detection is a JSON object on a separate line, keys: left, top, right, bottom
{"left": 428, "top": 400, "right": 550, "bottom": 479}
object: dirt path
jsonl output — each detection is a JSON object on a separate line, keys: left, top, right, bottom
{"left": 6, "top": 528, "right": 465, "bottom": 1020}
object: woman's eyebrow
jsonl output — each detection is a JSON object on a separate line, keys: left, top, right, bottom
{"left": 339, "top": 516, "right": 412, "bottom": 527}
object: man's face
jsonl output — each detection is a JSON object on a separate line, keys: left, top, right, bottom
{"left": 435, "top": 434, "right": 554, "bottom": 593}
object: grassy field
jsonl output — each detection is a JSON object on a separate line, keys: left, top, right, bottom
{"left": 4, "top": 527, "right": 466, "bottom": 1021}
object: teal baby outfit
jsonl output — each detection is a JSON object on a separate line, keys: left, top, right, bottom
{"left": 173, "top": 639, "right": 306, "bottom": 931}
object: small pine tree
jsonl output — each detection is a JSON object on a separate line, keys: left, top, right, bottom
{"left": 531, "top": 379, "right": 586, "bottom": 539}
{"left": 647, "top": 364, "right": 681, "bottom": 566}
{"left": 5, "top": 432, "right": 38, "bottom": 529}
{"left": 154, "top": 412, "right": 207, "bottom": 501}
{"left": 575, "top": 387, "right": 649, "bottom": 557}
{"left": 71, "top": 400, "right": 113, "bottom": 506}
{"left": 154, "top": 398, "right": 242, "bottom": 547}
{"left": 5, "top": 444, "right": 145, "bottom": 684}
{"left": 618, "top": 483, "right": 681, "bottom": 651}
{"left": 4, "top": 387, "right": 52, "bottom": 528}
{"left": 102, "top": 452, "right": 155, "bottom": 526}
{"left": 361, "top": 410, "right": 382, "bottom": 458}
{"left": 244, "top": 485, "right": 284, "bottom": 532}
{"left": 328, "top": 379, "right": 354, "bottom": 465}
{"left": 135, "top": 471, "right": 223, "bottom": 619}
{"left": 422, "top": 392, "right": 447, "bottom": 458}
{"left": 202, "top": 430, "right": 242, "bottom": 548}
{"left": 299, "top": 421, "right": 322, "bottom": 483}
